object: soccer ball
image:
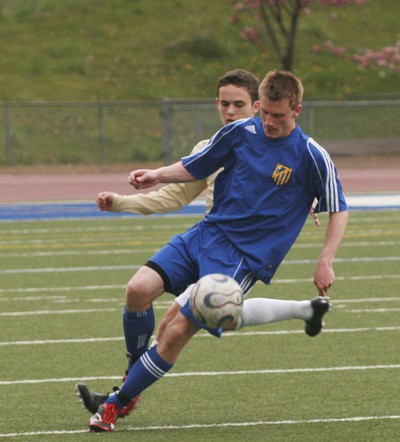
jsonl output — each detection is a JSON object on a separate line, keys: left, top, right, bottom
{"left": 189, "top": 273, "right": 244, "bottom": 328}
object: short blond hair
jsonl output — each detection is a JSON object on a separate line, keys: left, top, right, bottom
{"left": 259, "top": 70, "right": 303, "bottom": 109}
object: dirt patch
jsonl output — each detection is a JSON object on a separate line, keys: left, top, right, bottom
{"left": 1, "top": 155, "right": 399, "bottom": 203}
{"left": 0, "top": 162, "right": 163, "bottom": 176}
{"left": 332, "top": 154, "right": 400, "bottom": 169}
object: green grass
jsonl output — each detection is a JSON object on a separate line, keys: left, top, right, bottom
{"left": 1, "top": 209, "right": 400, "bottom": 440}
{"left": 0, "top": 0, "right": 399, "bottom": 101}
{"left": 1, "top": 0, "right": 399, "bottom": 166}
{"left": 1, "top": 101, "right": 163, "bottom": 165}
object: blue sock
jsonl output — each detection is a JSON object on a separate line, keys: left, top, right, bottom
{"left": 123, "top": 306, "right": 155, "bottom": 371}
{"left": 107, "top": 346, "right": 173, "bottom": 406}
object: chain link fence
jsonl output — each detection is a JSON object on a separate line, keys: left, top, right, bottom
{"left": 164, "top": 99, "right": 400, "bottom": 163}
{"left": 1, "top": 101, "right": 162, "bottom": 166}
{"left": 1, "top": 98, "right": 399, "bottom": 166}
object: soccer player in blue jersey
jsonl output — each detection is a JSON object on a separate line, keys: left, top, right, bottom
{"left": 78, "top": 69, "right": 321, "bottom": 418}
{"left": 88, "top": 69, "right": 349, "bottom": 432}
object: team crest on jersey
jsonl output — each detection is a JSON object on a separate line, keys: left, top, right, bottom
{"left": 272, "top": 163, "right": 293, "bottom": 186}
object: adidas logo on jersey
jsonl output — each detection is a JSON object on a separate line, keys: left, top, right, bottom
{"left": 245, "top": 125, "right": 256, "bottom": 134}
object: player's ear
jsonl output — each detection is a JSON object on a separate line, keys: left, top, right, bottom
{"left": 293, "top": 104, "right": 302, "bottom": 118}
{"left": 253, "top": 100, "right": 261, "bottom": 114}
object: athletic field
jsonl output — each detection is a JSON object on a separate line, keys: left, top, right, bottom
{"left": 1, "top": 207, "right": 399, "bottom": 441}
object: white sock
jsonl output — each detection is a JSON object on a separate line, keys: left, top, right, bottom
{"left": 236, "top": 298, "right": 312, "bottom": 330}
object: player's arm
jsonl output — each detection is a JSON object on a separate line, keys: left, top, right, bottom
{"left": 99, "top": 140, "right": 209, "bottom": 213}
{"left": 129, "top": 161, "right": 196, "bottom": 190}
{"left": 314, "top": 210, "right": 349, "bottom": 295}
{"left": 97, "top": 180, "right": 206, "bottom": 214}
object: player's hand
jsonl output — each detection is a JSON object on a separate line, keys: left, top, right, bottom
{"left": 309, "top": 207, "right": 320, "bottom": 226}
{"left": 313, "top": 261, "right": 335, "bottom": 296}
{"left": 128, "top": 170, "right": 159, "bottom": 189}
{"left": 96, "top": 191, "right": 115, "bottom": 211}
{"left": 309, "top": 200, "right": 320, "bottom": 227}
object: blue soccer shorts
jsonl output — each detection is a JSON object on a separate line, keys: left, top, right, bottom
{"left": 146, "top": 221, "right": 257, "bottom": 336}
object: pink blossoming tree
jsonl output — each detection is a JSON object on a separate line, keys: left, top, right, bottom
{"left": 230, "top": 0, "right": 394, "bottom": 72}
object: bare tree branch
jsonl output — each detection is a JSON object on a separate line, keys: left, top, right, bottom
{"left": 258, "top": 0, "right": 303, "bottom": 70}
{"left": 232, "top": 0, "right": 370, "bottom": 72}
{"left": 258, "top": 1, "right": 283, "bottom": 60}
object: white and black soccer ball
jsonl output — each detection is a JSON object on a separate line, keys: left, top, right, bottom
{"left": 189, "top": 273, "right": 244, "bottom": 328}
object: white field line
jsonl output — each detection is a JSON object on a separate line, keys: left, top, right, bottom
{"left": 274, "top": 274, "right": 400, "bottom": 284}
{"left": 2, "top": 305, "right": 399, "bottom": 317}
{"left": 0, "top": 295, "right": 68, "bottom": 301}
{"left": 2, "top": 295, "right": 399, "bottom": 304}
{"left": 2, "top": 256, "right": 400, "bottom": 275}
{"left": 1, "top": 326, "right": 400, "bottom": 347}
{"left": 2, "top": 213, "right": 399, "bottom": 235}
{"left": 2, "top": 225, "right": 400, "bottom": 238}
{"left": 2, "top": 295, "right": 400, "bottom": 305}
{"left": 2, "top": 220, "right": 399, "bottom": 238}
{"left": 0, "top": 236, "right": 398, "bottom": 255}
{"left": 1, "top": 228, "right": 399, "bottom": 248}
{"left": 0, "top": 265, "right": 142, "bottom": 274}
{"left": 0, "top": 284, "right": 126, "bottom": 294}
{"left": 1, "top": 276, "right": 400, "bottom": 298}
{"left": 0, "top": 248, "right": 158, "bottom": 258}
{"left": 1, "top": 364, "right": 400, "bottom": 386}
{"left": 1, "top": 223, "right": 193, "bottom": 235}
{"left": 0, "top": 296, "right": 113, "bottom": 302}
{"left": 0, "top": 303, "right": 177, "bottom": 316}
{"left": 0, "top": 307, "right": 122, "bottom": 317}
{"left": 0, "top": 415, "right": 399, "bottom": 438}
{"left": 0, "top": 236, "right": 166, "bottom": 245}
{"left": 0, "top": 290, "right": 400, "bottom": 317}
{"left": 347, "top": 308, "right": 400, "bottom": 313}
{"left": 1, "top": 240, "right": 400, "bottom": 258}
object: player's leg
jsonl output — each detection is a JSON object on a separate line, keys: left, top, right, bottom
{"left": 78, "top": 264, "right": 164, "bottom": 421}
{"left": 79, "top": 288, "right": 191, "bottom": 417}
{"left": 231, "top": 296, "right": 329, "bottom": 336}
{"left": 89, "top": 314, "right": 199, "bottom": 432}
{"left": 115, "top": 293, "right": 221, "bottom": 406}
{"left": 82, "top": 265, "right": 163, "bottom": 425}
{"left": 152, "top": 302, "right": 181, "bottom": 346}
{"left": 89, "top": 231, "right": 200, "bottom": 431}
{"left": 151, "top": 286, "right": 192, "bottom": 347}
{"left": 122, "top": 265, "right": 164, "bottom": 373}
{"left": 236, "top": 297, "right": 314, "bottom": 327}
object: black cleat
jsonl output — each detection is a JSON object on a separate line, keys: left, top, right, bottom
{"left": 75, "top": 383, "right": 109, "bottom": 414}
{"left": 305, "top": 296, "right": 330, "bottom": 337}
{"left": 76, "top": 383, "right": 141, "bottom": 418}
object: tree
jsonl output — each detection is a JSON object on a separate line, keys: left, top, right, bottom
{"left": 231, "top": 0, "right": 368, "bottom": 71}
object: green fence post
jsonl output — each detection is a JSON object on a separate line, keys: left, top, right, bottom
{"left": 4, "top": 102, "right": 13, "bottom": 166}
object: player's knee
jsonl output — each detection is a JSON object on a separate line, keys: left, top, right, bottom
{"left": 125, "top": 267, "right": 163, "bottom": 311}
{"left": 156, "top": 315, "right": 170, "bottom": 337}
{"left": 156, "top": 314, "right": 200, "bottom": 363}
{"left": 163, "top": 314, "right": 198, "bottom": 348}
{"left": 164, "top": 302, "right": 181, "bottom": 322}
{"left": 126, "top": 279, "right": 150, "bottom": 310}
{"left": 126, "top": 276, "right": 146, "bottom": 296}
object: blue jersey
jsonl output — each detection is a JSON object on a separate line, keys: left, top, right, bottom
{"left": 182, "top": 117, "right": 348, "bottom": 283}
